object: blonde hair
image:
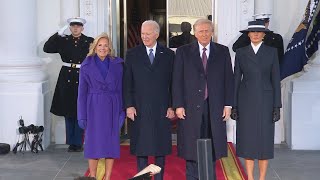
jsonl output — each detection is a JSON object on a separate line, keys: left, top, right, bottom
{"left": 87, "top": 33, "right": 114, "bottom": 58}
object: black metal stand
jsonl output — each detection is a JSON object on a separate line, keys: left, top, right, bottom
{"left": 12, "top": 133, "right": 31, "bottom": 154}
{"left": 31, "top": 132, "right": 44, "bottom": 153}
{"left": 197, "top": 139, "right": 214, "bottom": 180}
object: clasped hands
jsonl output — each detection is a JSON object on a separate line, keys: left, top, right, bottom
{"left": 126, "top": 107, "right": 175, "bottom": 121}
{"left": 230, "top": 107, "right": 280, "bottom": 123}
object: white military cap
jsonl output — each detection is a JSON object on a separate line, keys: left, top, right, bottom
{"left": 67, "top": 17, "right": 86, "bottom": 26}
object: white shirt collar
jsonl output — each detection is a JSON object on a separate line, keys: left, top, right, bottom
{"left": 251, "top": 42, "right": 263, "bottom": 54}
{"left": 198, "top": 42, "right": 210, "bottom": 58}
{"left": 146, "top": 43, "right": 157, "bottom": 56}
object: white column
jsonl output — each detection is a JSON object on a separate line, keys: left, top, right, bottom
{"left": 0, "top": 0, "right": 50, "bottom": 149}
{"left": 61, "top": 0, "right": 80, "bottom": 21}
{"left": 0, "top": 0, "right": 46, "bottom": 82}
{"left": 80, "top": 0, "right": 110, "bottom": 38}
{"left": 254, "top": 0, "right": 273, "bottom": 16}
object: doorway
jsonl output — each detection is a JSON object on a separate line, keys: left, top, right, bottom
{"left": 119, "top": 0, "right": 167, "bottom": 58}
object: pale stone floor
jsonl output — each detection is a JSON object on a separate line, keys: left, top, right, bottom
{"left": 0, "top": 143, "right": 319, "bottom": 180}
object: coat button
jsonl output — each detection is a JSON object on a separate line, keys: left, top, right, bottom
{"left": 77, "top": 71, "right": 79, "bottom": 73}
{"left": 68, "top": 70, "right": 71, "bottom": 72}
{"left": 76, "top": 81, "right": 78, "bottom": 84}
{"left": 200, "top": 74, "right": 204, "bottom": 77}
{"left": 199, "top": 89, "right": 202, "bottom": 92}
{"left": 69, "top": 60, "right": 72, "bottom": 62}
{"left": 197, "top": 105, "right": 200, "bottom": 108}
{"left": 67, "top": 80, "right": 70, "bottom": 83}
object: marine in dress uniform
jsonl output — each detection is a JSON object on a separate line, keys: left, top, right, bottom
{"left": 43, "top": 17, "right": 94, "bottom": 152}
{"left": 232, "top": 14, "right": 284, "bottom": 64}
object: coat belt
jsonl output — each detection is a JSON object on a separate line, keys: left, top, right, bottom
{"left": 62, "top": 62, "right": 81, "bottom": 68}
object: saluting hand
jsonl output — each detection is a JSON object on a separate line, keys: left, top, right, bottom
{"left": 126, "top": 107, "right": 137, "bottom": 121}
{"left": 176, "top": 107, "right": 186, "bottom": 119}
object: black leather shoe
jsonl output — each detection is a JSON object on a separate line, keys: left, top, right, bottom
{"left": 73, "top": 145, "right": 83, "bottom": 152}
{"left": 67, "top": 145, "right": 76, "bottom": 152}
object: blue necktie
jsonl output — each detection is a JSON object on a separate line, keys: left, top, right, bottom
{"left": 149, "top": 49, "right": 154, "bottom": 64}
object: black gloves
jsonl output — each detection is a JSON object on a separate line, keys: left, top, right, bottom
{"left": 231, "top": 107, "right": 280, "bottom": 122}
{"left": 231, "top": 107, "right": 239, "bottom": 121}
{"left": 272, "top": 108, "right": 280, "bottom": 123}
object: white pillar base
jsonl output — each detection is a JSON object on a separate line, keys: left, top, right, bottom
{"left": 52, "top": 115, "right": 66, "bottom": 144}
{"left": 0, "top": 81, "right": 51, "bottom": 150}
{"left": 289, "top": 60, "right": 320, "bottom": 150}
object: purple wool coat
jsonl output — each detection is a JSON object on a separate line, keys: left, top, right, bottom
{"left": 77, "top": 55, "right": 124, "bottom": 159}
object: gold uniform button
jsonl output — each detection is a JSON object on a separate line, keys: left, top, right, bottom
{"left": 75, "top": 41, "right": 77, "bottom": 43}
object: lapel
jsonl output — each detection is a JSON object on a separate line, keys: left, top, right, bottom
{"left": 256, "top": 43, "right": 266, "bottom": 59}
{"left": 139, "top": 43, "right": 165, "bottom": 71}
{"left": 151, "top": 43, "right": 165, "bottom": 69}
{"left": 190, "top": 42, "right": 205, "bottom": 74}
{"left": 207, "top": 42, "right": 216, "bottom": 71}
{"left": 245, "top": 45, "right": 258, "bottom": 65}
{"left": 83, "top": 56, "right": 106, "bottom": 83}
{"left": 137, "top": 44, "right": 152, "bottom": 68}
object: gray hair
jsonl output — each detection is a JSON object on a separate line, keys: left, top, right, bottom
{"left": 142, "top": 20, "right": 160, "bottom": 34}
{"left": 193, "top": 18, "right": 214, "bottom": 33}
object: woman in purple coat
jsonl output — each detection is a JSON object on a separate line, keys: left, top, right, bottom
{"left": 77, "top": 33, "right": 125, "bottom": 179}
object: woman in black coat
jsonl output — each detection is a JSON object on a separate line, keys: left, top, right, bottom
{"left": 232, "top": 20, "right": 281, "bottom": 180}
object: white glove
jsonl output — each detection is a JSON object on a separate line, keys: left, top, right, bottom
{"left": 133, "top": 164, "right": 161, "bottom": 177}
{"left": 58, "top": 24, "right": 69, "bottom": 37}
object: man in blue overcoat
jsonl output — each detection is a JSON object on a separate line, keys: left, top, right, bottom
{"left": 123, "top": 20, "right": 175, "bottom": 180}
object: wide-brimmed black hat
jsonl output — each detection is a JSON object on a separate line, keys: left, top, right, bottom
{"left": 240, "top": 20, "right": 272, "bottom": 33}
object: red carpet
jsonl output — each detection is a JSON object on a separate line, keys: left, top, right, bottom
{"left": 84, "top": 143, "right": 247, "bottom": 180}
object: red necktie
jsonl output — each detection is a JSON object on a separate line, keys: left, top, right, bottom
{"left": 202, "top": 48, "right": 208, "bottom": 99}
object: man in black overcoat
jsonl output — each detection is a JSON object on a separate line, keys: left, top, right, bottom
{"left": 43, "top": 17, "right": 93, "bottom": 152}
{"left": 172, "top": 18, "right": 234, "bottom": 180}
{"left": 123, "top": 20, "right": 175, "bottom": 180}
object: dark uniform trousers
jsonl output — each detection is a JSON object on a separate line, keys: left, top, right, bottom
{"left": 137, "top": 156, "right": 165, "bottom": 180}
{"left": 65, "top": 116, "right": 84, "bottom": 146}
{"left": 186, "top": 98, "right": 216, "bottom": 180}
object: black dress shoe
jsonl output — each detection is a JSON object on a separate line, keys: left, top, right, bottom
{"left": 73, "top": 145, "right": 83, "bottom": 152}
{"left": 67, "top": 145, "right": 76, "bottom": 152}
